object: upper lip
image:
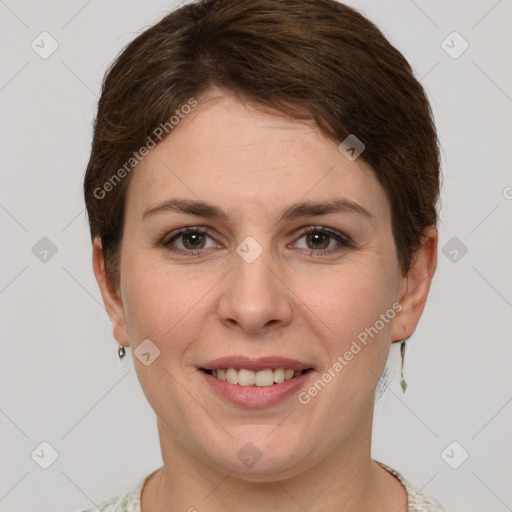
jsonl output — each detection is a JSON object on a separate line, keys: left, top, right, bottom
{"left": 201, "top": 356, "right": 314, "bottom": 372}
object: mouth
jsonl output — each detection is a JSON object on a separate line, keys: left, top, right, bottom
{"left": 200, "top": 367, "right": 314, "bottom": 387}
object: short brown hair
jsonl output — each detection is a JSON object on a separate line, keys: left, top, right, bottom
{"left": 84, "top": 0, "right": 441, "bottom": 287}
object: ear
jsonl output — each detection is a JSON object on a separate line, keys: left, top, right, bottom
{"left": 391, "top": 226, "right": 438, "bottom": 343}
{"left": 92, "top": 237, "right": 130, "bottom": 347}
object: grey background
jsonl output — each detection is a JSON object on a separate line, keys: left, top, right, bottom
{"left": 0, "top": 0, "right": 511, "bottom": 511}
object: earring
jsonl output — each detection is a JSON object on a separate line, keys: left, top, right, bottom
{"left": 118, "top": 344, "right": 127, "bottom": 360}
{"left": 400, "top": 339, "right": 407, "bottom": 393}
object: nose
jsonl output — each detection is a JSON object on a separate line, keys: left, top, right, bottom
{"left": 217, "top": 240, "right": 294, "bottom": 335}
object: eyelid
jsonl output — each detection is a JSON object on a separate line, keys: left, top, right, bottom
{"left": 163, "top": 226, "right": 217, "bottom": 250}
{"left": 290, "top": 225, "right": 353, "bottom": 253}
{"left": 298, "top": 225, "right": 352, "bottom": 246}
{"left": 163, "top": 226, "right": 212, "bottom": 243}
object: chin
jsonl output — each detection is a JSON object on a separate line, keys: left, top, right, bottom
{"left": 201, "top": 430, "right": 313, "bottom": 481}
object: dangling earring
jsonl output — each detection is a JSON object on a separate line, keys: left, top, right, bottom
{"left": 118, "top": 344, "right": 127, "bottom": 360}
{"left": 400, "top": 339, "right": 408, "bottom": 393}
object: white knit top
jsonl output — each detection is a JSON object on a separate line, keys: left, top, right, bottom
{"left": 80, "top": 461, "right": 448, "bottom": 511}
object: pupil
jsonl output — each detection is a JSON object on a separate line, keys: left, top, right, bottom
{"left": 307, "top": 232, "right": 329, "bottom": 250}
{"left": 184, "top": 233, "right": 205, "bottom": 249}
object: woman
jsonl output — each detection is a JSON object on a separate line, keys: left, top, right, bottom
{"left": 82, "top": 0, "right": 447, "bottom": 510}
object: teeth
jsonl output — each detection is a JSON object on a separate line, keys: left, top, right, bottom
{"left": 208, "top": 367, "right": 305, "bottom": 387}
{"left": 238, "top": 369, "right": 255, "bottom": 386}
{"left": 254, "top": 369, "right": 274, "bottom": 387}
{"left": 226, "top": 367, "right": 238, "bottom": 384}
{"left": 273, "top": 368, "right": 285, "bottom": 383}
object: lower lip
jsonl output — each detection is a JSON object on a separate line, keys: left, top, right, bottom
{"left": 199, "top": 369, "right": 314, "bottom": 408}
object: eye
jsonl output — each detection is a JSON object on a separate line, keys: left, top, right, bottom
{"left": 293, "top": 226, "right": 352, "bottom": 255}
{"left": 163, "top": 227, "right": 216, "bottom": 254}
{"left": 162, "top": 225, "right": 352, "bottom": 257}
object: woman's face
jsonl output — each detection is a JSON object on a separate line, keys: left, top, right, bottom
{"left": 97, "top": 91, "right": 433, "bottom": 479}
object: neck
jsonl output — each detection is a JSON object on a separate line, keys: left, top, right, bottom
{"left": 142, "top": 411, "right": 406, "bottom": 512}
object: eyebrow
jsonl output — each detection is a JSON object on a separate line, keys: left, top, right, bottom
{"left": 142, "top": 197, "right": 374, "bottom": 224}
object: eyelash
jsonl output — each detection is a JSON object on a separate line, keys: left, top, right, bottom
{"left": 163, "top": 226, "right": 352, "bottom": 257}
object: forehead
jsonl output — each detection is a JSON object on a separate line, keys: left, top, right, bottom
{"left": 126, "top": 93, "right": 390, "bottom": 227}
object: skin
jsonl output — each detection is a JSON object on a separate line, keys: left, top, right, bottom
{"left": 93, "top": 89, "right": 438, "bottom": 512}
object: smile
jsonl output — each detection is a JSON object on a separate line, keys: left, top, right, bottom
{"left": 200, "top": 367, "right": 315, "bottom": 408}
{"left": 202, "top": 367, "right": 311, "bottom": 387}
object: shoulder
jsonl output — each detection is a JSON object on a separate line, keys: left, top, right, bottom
{"left": 77, "top": 473, "right": 151, "bottom": 512}
{"left": 376, "top": 460, "right": 449, "bottom": 512}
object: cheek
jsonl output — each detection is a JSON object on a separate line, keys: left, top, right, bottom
{"left": 120, "top": 253, "right": 213, "bottom": 355}
{"left": 300, "top": 262, "right": 397, "bottom": 404}
{"left": 309, "top": 262, "right": 395, "bottom": 338}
